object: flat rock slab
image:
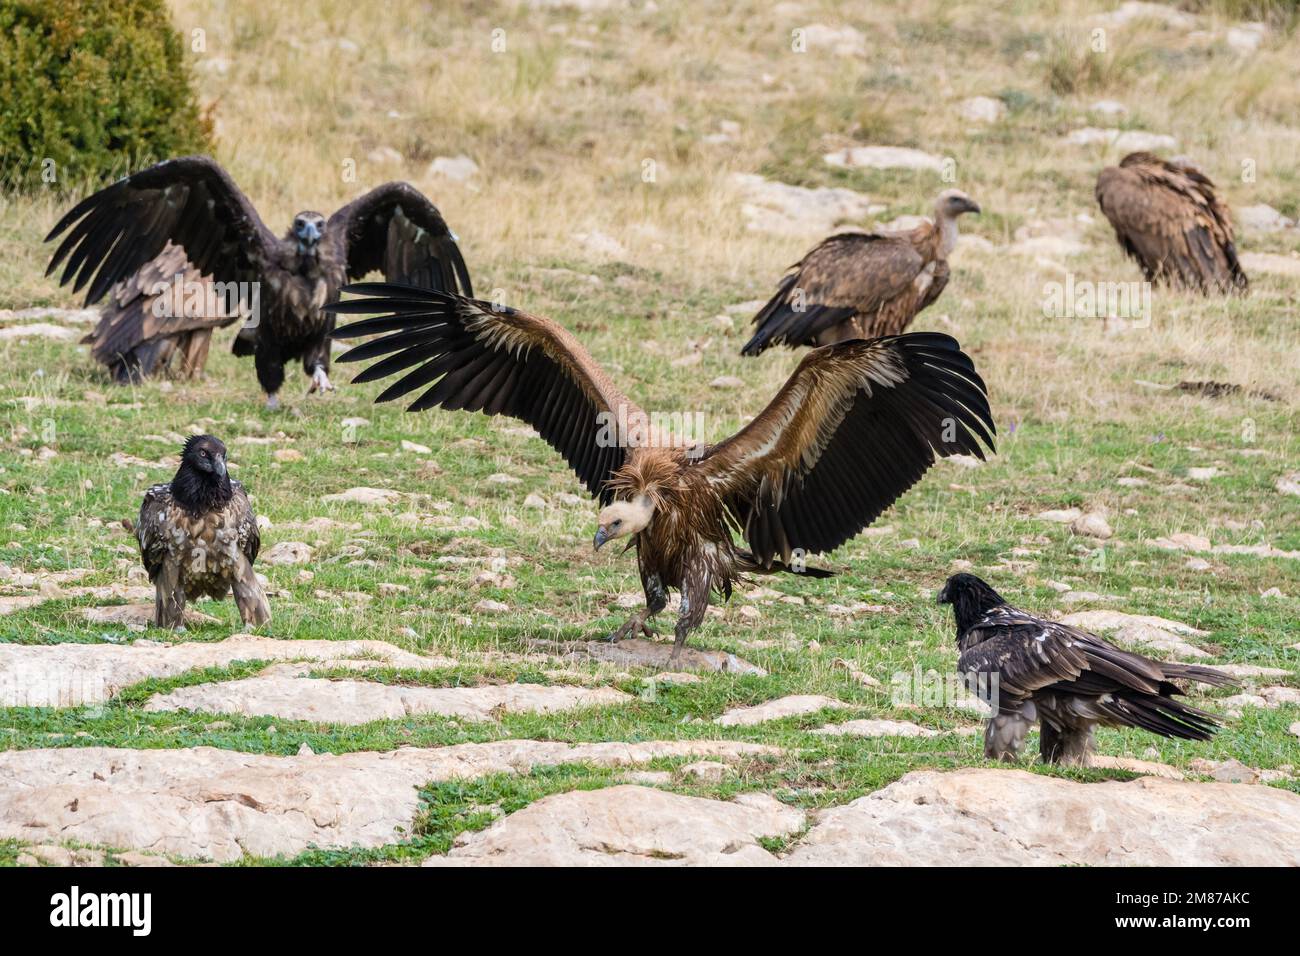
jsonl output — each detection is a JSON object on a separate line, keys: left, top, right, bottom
{"left": 0, "top": 634, "right": 456, "bottom": 707}
{"left": 714, "top": 694, "right": 850, "bottom": 726}
{"left": 539, "top": 638, "right": 766, "bottom": 676}
{"left": 0, "top": 741, "right": 775, "bottom": 862}
{"left": 144, "top": 671, "right": 633, "bottom": 723}
{"left": 813, "top": 719, "right": 940, "bottom": 738}
{"left": 783, "top": 768, "right": 1300, "bottom": 866}
{"left": 428, "top": 785, "right": 804, "bottom": 867}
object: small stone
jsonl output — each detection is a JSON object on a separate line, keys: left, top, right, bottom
{"left": 474, "top": 599, "right": 510, "bottom": 614}
{"left": 679, "top": 760, "right": 729, "bottom": 782}
{"left": 1070, "top": 512, "right": 1113, "bottom": 539}
{"left": 401, "top": 440, "right": 432, "bottom": 454}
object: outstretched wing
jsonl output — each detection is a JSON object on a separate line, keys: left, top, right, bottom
{"left": 45, "top": 155, "right": 278, "bottom": 306}
{"left": 83, "top": 242, "right": 238, "bottom": 366}
{"left": 328, "top": 286, "right": 644, "bottom": 502}
{"left": 325, "top": 182, "right": 473, "bottom": 294}
{"left": 699, "top": 333, "right": 995, "bottom": 567}
{"left": 742, "top": 233, "right": 927, "bottom": 355}
{"left": 1096, "top": 154, "right": 1246, "bottom": 293}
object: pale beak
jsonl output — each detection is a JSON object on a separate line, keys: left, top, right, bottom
{"left": 593, "top": 527, "right": 610, "bottom": 551}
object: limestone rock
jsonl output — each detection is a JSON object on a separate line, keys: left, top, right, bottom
{"left": 0, "top": 634, "right": 455, "bottom": 707}
{"left": 428, "top": 785, "right": 803, "bottom": 866}
{"left": 823, "top": 146, "right": 946, "bottom": 173}
{"left": 144, "top": 670, "right": 633, "bottom": 723}
{"left": 813, "top": 719, "right": 939, "bottom": 738}
{"left": 784, "top": 768, "right": 1300, "bottom": 866}
{"left": 261, "top": 541, "right": 313, "bottom": 565}
{"left": 0, "top": 741, "right": 776, "bottom": 862}
{"left": 714, "top": 694, "right": 850, "bottom": 727}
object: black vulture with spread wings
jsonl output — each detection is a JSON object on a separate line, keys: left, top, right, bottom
{"left": 938, "top": 573, "right": 1235, "bottom": 765}
{"left": 46, "top": 156, "right": 472, "bottom": 407}
{"left": 329, "top": 286, "right": 995, "bottom": 660}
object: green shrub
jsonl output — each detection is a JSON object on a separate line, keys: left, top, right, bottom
{"left": 0, "top": 0, "right": 212, "bottom": 190}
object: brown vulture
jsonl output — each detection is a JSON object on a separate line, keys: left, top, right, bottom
{"left": 1095, "top": 152, "right": 1247, "bottom": 294}
{"left": 329, "top": 286, "right": 996, "bottom": 659}
{"left": 742, "top": 190, "right": 981, "bottom": 356}
{"left": 137, "top": 435, "right": 269, "bottom": 629}
{"left": 81, "top": 243, "right": 236, "bottom": 383}
{"left": 45, "top": 156, "right": 473, "bottom": 408}
{"left": 938, "top": 573, "right": 1235, "bottom": 765}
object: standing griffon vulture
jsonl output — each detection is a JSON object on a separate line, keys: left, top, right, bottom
{"left": 742, "top": 190, "right": 981, "bottom": 356}
{"left": 82, "top": 243, "right": 236, "bottom": 383}
{"left": 45, "top": 156, "right": 473, "bottom": 408}
{"left": 137, "top": 435, "right": 270, "bottom": 629}
{"left": 328, "top": 286, "right": 995, "bottom": 660}
{"left": 938, "top": 574, "right": 1235, "bottom": 765}
{"left": 1095, "top": 152, "right": 1247, "bottom": 294}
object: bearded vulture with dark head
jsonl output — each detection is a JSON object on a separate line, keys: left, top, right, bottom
{"left": 938, "top": 573, "right": 1235, "bottom": 765}
{"left": 1095, "top": 152, "right": 1247, "bottom": 294}
{"left": 137, "top": 435, "right": 269, "bottom": 629}
{"left": 46, "top": 156, "right": 473, "bottom": 407}
{"left": 328, "top": 285, "right": 995, "bottom": 660}
{"left": 742, "top": 190, "right": 981, "bottom": 356}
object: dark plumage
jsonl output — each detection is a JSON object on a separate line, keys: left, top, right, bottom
{"left": 742, "top": 190, "right": 980, "bottom": 356}
{"left": 329, "top": 285, "right": 995, "bottom": 659}
{"left": 46, "top": 156, "right": 472, "bottom": 407}
{"left": 938, "top": 573, "right": 1235, "bottom": 765}
{"left": 137, "top": 435, "right": 269, "bottom": 628}
{"left": 1096, "top": 152, "right": 1247, "bottom": 294}
{"left": 81, "top": 243, "right": 236, "bottom": 383}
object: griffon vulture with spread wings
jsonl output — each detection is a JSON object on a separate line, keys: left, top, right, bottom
{"left": 1095, "top": 152, "right": 1247, "bottom": 294}
{"left": 329, "top": 286, "right": 996, "bottom": 660}
{"left": 46, "top": 156, "right": 473, "bottom": 407}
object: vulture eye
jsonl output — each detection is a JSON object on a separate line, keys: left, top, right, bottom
{"left": 612, "top": 519, "right": 622, "bottom": 528}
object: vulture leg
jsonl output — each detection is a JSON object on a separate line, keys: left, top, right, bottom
{"left": 606, "top": 571, "right": 667, "bottom": 643}
{"left": 670, "top": 567, "right": 712, "bottom": 662}
{"left": 304, "top": 339, "right": 334, "bottom": 395}
{"left": 254, "top": 346, "right": 287, "bottom": 410}
{"left": 153, "top": 560, "right": 185, "bottom": 629}
{"left": 1040, "top": 721, "right": 1094, "bottom": 766}
{"left": 232, "top": 559, "right": 272, "bottom": 627}
{"left": 983, "top": 710, "right": 1033, "bottom": 762}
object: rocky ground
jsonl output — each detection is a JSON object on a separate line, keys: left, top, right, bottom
{"left": 2, "top": 0, "right": 1299, "bottom": 865}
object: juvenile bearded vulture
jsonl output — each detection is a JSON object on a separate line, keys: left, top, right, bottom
{"left": 46, "top": 156, "right": 473, "bottom": 408}
{"left": 742, "top": 190, "right": 980, "bottom": 356}
{"left": 137, "top": 435, "right": 270, "bottom": 629}
{"left": 938, "top": 573, "right": 1234, "bottom": 765}
{"left": 82, "top": 243, "right": 235, "bottom": 383}
{"left": 329, "top": 286, "right": 995, "bottom": 659}
{"left": 1095, "top": 152, "right": 1247, "bottom": 294}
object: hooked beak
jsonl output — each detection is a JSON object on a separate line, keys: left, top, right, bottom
{"left": 593, "top": 527, "right": 611, "bottom": 551}
{"left": 298, "top": 221, "right": 321, "bottom": 247}
{"left": 213, "top": 455, "right": 227, "bottom": 479}
{"left": 964, "top": 200, "right": 982, "bottom": 215}
{"left": 935, "top": 584, "right": 949, "bottom": 605}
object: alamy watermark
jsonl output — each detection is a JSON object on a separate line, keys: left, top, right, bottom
{"left": 1042, "top": 274, "right": 1151, "bottom": 327}
{"left": 149, "top": 272, "right": 262, "bottom": 329}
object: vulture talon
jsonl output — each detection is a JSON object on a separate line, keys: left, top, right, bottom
{"left": 327, "top": 284, "right": 996, "bottom": 660}
{"left": 264, "top": 393, "right": 280, "bottom": 412}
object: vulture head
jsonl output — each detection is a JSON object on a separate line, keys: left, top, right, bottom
{"left": 937, "top": 572, "right": 1006, "bottom": 634}
{"left": 173, "top": 434, "right": 233, "bottom": 516}
{"left": 935, "top": 189, "right": 981, "bottom": 220}
{"left": 593, "top": 494, "right": 655, "bottom": 551}
{"left": 291, "top": 212, "right": 327, "bottom": 255}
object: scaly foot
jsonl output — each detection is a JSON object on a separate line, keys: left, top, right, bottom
{"left": 307, "top": 367, "right": 335, "bottom": 394}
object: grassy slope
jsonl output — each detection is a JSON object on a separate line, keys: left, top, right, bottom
{"left": 1, "top": 0, "right": 1298, "bottom": 864}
